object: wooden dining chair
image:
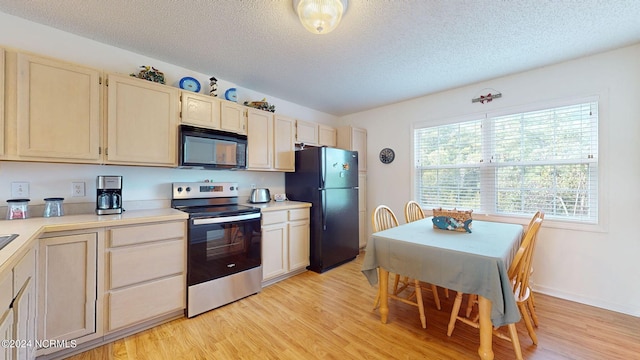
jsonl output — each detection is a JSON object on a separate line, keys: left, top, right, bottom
{"left": 371, "top": 205, "right": 427, "bottom": 329}
{"left": 525, "top": 211, "right": 545, "bottom": 323}
{"left": 464, "top": 211, "right": 545, "bottom": 322}
{"left": 446, "top": 218, "right": 544, "bottom": 360}
{"left": 403, "top": 200, "right": 446, "bottom": 309}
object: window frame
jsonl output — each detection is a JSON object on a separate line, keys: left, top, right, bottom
{"left": 411, "top": 95, "right": 608, "bottom": 233}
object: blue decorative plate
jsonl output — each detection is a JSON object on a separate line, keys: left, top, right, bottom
{"left": 225, "top": 88, "right": 237, "bottom": 102}
{"left": 179, "top": 77, "right": 201, "bottom": 92}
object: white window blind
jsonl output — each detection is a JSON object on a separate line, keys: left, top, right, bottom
{"left": 414, "top": 99, "right": 598, "bottom": 223}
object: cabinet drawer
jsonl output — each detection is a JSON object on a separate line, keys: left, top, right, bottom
{"left": 109, "top": 221, "right": 185, "bottom": 247}
{"left": 109, "top": 239, "right": 184, "bottom": 289}
{"left": 108, "top": 275, "right": 184, "bottom": 331}
{"left": 288, "top": 208, "right": 309, "bottom": 221}
{"left": 13, "top": 248, "right": 36, "bottom": 297}
{"left": 262, "top": 210, "right": 287, "bottom": 226}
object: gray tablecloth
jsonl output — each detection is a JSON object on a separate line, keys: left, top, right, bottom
{"left": 362, "top": 218, "right": 523, "bottom": 327}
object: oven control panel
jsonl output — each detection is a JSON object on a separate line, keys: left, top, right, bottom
{"left": 172, "top": 182, "right": 239, "bottom": 199}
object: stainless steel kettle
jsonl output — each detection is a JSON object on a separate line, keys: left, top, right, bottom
{"left": 249, "top": 188, "right": 271, "bottom": 203}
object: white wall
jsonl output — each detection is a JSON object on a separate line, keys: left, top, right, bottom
{"left": 341, "top": 44, "right": 640, "bottom": 317}
{"left": 0, "top": 11, "right": 339, "bottom": 207}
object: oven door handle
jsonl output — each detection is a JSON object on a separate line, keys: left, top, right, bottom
{"left": 192, "top": 213, "right": 260, "bottom": 225}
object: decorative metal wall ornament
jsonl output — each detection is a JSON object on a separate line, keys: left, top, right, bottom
{"left": 472, "top": 88, "right": 502, "bottom": 104}
{"left": 209, "top": 76, "right": 218, "bottom": 97}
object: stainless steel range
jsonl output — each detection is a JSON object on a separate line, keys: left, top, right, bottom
{"left": 171, "top": 182, "right": 262, "bottom": 318}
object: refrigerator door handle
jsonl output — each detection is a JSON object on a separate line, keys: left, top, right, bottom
{"left": 322, "top": 190, "right": 327, "bottom": 231}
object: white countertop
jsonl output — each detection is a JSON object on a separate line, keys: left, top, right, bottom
{"left": 248, "top": 200, "right": 312, "bottom": 212}
{"left": 0, "top": 208, "right": 188, "bottom": 273}
{"left": 0, "top": 201, "right": 312, "bottom": 273}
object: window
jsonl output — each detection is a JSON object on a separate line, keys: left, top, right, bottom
{"left": 414, "top": 98, "right": 598, "bottom": 224}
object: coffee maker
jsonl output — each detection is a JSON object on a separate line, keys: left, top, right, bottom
{"left": 96, "top": 175, "right": 123, "bottom": 215}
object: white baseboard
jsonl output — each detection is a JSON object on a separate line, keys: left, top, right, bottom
{"left": 533, "top": 284, "right": 640, "bottom": 317}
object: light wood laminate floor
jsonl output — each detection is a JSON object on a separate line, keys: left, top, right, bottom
{"left": 69, "top": 251, "right": 640, "bottom": 360}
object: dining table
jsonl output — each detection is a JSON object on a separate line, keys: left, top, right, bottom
{"left": 361, "top": 217, "right": 524, "bottom": 360}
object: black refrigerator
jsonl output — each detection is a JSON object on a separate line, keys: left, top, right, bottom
{"left": 285, "top": 147, "right": 359, "bottom": 273}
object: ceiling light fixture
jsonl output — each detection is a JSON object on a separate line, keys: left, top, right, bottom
{"left": 293, "top": 0, "right": 348, "bottom": 35}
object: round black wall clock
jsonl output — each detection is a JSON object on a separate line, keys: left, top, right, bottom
{"left": 379, "top": 148, "right": 395, "bottom": 164}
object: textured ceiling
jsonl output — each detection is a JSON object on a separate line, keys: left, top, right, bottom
{"left": 1, "top": 1, "right": 639, "bottom": 116}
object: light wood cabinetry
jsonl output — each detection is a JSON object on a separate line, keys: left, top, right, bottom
{"left": 337, "top": 126, "right": 367, "bottom": 172}
{"left": 220, "top": 101, "right": 246, "bottom": 134}
{"left": 338, "top": 126, "right": 368, "bottom": 247}
{"left": 0, "top": 48, "right": 5, "bottom": 158}
{"left": 37, "top": 231, "right": 102, "bottom": 355}
{"left": 0, "top": 246, "right": 37, "bottom": 360}
{"left": 287, "top": 209, "right": 311, "bottom": 271}
{"left": 261, "top": 211, "right": 288, "bottom": 280}
{"left": 12, "top": 248, "right": 36, "bottom": 360}
{"left": 247, "top": 110, "right": 296, "bottom": 172}
{"left": 0, "top": 270, "right": 13, "bottom": 360}
{"left": 247, "top": 108, "right": 273, "bottom": 170}
{"left": 15, "top": 53, "right": 102, "bottom": 162}
{"left": 106, "top": 74, "right": 179, "bottom": 166}
{"left": 180, "top": 91, "right": 221, "bottom": 129}
{"left": 261, "top": 207, "right": 310, "bottom": 284}
{"left": 105, "top": 221, "right": 186, "bottom": 332}
{"left": 318, "top": 124, "right": 337, "bottom": 147}
{"left": 295, "top": 119, "right": 318, "bottom": 145}
{"left": 358, "top": 173, "right": 368, "bottom": 249}
{"left": 273, "top": 114, "right": 295, "bottom": 171}
{"left": 0, "top": 309, "right": 12, "bottom": 360}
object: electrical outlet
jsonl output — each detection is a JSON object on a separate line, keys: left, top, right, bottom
{"left": 11, "top": 182, "right": 30, "bottom": 198}
{"left": 72, "top": 181, "right": 86, "bottom": 197}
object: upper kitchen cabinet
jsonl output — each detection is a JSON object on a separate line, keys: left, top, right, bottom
{"left": 318, "top": 124, "right": 337, "bottom": 147}
{"left": 295, "top": 119, "right": 318, "bottom": 145}
{"left": 180, "top": 91, "right": 221, "bottom": 129}
{"left": 220, "top": 100, "right": 247, "bottom": 135}
{"left": 337, "top": 126, "right": 367, "bottom": 172}
{"left": 14, "top": 52, "right": 102, "bottom": 163}
{"left": 273, "top": 114, "right": 295, "bottom": 171}
{"left": 106, "top": 74, "right": 179, "bottom": 167}
{"left": 246, "top": 108, "right": 273, "bottom": 170}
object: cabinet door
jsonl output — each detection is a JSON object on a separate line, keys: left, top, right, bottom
{"left": 358, "top": 173, "right": 368, "bottom": 248}
{"left": 16, "top": 53, "right": 101, "bottom": 162}
{"left": 38, "top": 232, "right": 98, "bottom": 349}
{"left": 247, "top": 108, "right": 273, "bottom": 170}
{"left": 296, "top": 120, "right": 318, "bottom": 145}
{"left": 106, "top": 74, "right": 178, "bottom": 166}
{"left": 12, "top": 278, "right": 35, "bottom": 360}
{"left": 273, "top": 115, "right": 295, "bottom": 171}
{"left": 181, "top": 91, "right": 221, "bottom": 129}
{"left": 261, "top": 223, "right": 287, "bottom": 281}
{"left": 0, "top": 48, "right": 5, "bottom": 157}
{"left": 220, "top": 101, "right": 246, "bottom": 134}
{"left": 352, "top": 128, "right": 367, "bottom": 172}
{"left": 318, "top": 125, "right": 337, "bottom": 147}
{"left": 0, "top": 309, "right": 13, "bottom": 360}
{"left": 288, "top": 220, "right": 310, "bottom": 271}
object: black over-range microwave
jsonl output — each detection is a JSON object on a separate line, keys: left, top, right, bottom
{"left": 178, "top": 125, "right": 247, "bottom": 170}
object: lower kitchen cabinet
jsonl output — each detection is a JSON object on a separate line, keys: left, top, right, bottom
{"left": 261, "top": 207, "right": 310, "bottom": 284}
{"left": 1, "top": 269, "right": 13, "bottom": 360}
{"left": 0, "top": 309, "right": 12, "bottom": 360}
{"left": 37, "top": 231, "right": 102, "bottom": 355}
{"left": 105, "top": 221, "right": 186, "bottom": 332}
{"left": 0, "top": 245, "right": 37, "bottom": 360}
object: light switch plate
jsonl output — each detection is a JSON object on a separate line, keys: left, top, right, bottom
{"left": 11, "top": 182, "right": 29, "bottom": 198}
